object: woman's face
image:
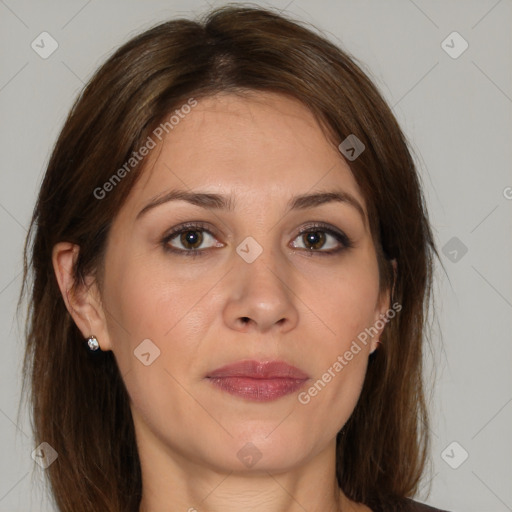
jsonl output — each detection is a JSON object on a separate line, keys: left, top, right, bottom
{"left": 88, "top": 92, "right": 390, "bottom": 474}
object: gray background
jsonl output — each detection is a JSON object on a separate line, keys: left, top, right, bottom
{"left": 1, "top": 0, "right": 511, "bottom": 510}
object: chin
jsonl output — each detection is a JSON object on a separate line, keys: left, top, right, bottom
{"left": 198, "top": 425, "right": 318, "bottom": 474}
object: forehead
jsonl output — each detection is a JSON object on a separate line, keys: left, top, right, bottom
{"left": 124, "top": 91, "right": 367, "bottom": 218}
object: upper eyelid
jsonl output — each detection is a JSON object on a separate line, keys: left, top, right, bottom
{"left": 165, "top": 221, "right": 345, "bottom": 238}
{"left": 165, "top": 221, "right": 215, "bottom": 236}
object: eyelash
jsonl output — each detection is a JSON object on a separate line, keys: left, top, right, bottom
{"left": 160, "top": 221, "right": 353, "bottom": 258}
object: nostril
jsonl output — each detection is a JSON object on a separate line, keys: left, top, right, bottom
{"left": 240, "top": 317, "right": 250, "bottom": 324}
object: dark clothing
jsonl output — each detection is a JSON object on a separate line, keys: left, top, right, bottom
{"left": 404, "top": 499, "right": 449, "bottom": 511}
{"left": 377, "top": 498, "right": 450, "bottom": 512}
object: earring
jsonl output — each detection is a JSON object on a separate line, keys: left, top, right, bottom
{"left": 86, "top": 335, "right": 100, "bottom": 352}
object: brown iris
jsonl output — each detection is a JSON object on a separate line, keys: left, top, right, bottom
{"left": 180, "top": 230, "right": 203, "bottom": 249}
{"left": 303, "top": 231, "right": 326, "bottom": 250}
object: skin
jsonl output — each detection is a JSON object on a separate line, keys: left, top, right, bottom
{"left": 53, "top": 91, "right": 393, "bottom": 512}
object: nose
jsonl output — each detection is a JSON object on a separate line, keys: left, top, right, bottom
{"left": 222, "top": 248, "right": 299, "bottom": 334}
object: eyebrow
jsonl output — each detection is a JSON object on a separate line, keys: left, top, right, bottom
{"left": 136, "top": 189, "right": 366, "bottom": 224}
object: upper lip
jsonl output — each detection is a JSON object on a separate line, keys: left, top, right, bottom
{"left": 206, "top": 360, "right": 309, "bottom": 379}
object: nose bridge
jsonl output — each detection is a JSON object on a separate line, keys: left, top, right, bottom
{"left": 222, "top": 234, "right": 299, "bottom": 333}
{"left": 239, "top": 243, "right": 287, "bottom": 299}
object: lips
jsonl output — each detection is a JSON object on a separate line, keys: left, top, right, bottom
{"left": 206, "top": 360, "right": 309, "bottom": 402}
{"left": 207, "top": 360, "right": 309, "bottom": 379}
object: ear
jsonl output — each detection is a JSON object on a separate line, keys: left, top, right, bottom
{"left": 52, "top": 241, "right": 113, "bottom": 351}
{"left": 369, "top": 258, "right": 397, "bottom": 354}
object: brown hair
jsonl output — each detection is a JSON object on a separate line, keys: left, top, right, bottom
{"left": 19, "top": 4, "right": 439, "bottom": 511}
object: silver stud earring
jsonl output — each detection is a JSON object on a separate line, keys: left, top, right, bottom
{"left": 86, "top": 335, "right": 100, "bottom": 352}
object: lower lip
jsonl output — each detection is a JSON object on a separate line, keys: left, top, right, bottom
{"left": 207, "top": 377, "right": 308, "bottom": 402}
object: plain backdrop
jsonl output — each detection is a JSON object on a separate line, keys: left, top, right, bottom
{"left": 0, "top": 1, "right": 511, "bottom": 511}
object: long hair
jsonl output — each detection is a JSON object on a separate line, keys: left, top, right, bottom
{"left": 19, "top": 4, "right": 439, "bottom": 511}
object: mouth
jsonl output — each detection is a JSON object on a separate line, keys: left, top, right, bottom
{"left": 205, "top": 360, "right": 309, "bottom": 402}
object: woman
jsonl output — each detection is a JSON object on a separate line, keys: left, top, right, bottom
{"left": 20, "top": 5, "right": 445, "bottom": 512}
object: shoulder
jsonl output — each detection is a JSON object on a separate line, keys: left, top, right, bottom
{"left": 399, "top": 498, "right": 451, "bottom": 512}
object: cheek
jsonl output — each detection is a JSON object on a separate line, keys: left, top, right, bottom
{"left": 102, "top": 247, "right": 223, "bottom": 370}
{"left": 101, "top": 253, "right": 220, "bottom": 430}
{"left": 296, "top": 249, "right": 379, "bottom": 419}
{"left": 307, "top": 254, "right": 381, "bottom": 341}
{"left": 298, "top": 325, "right": 370, "bottom": 440}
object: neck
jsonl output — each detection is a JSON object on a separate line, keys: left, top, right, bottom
{"left": 136, "top": 426, "right": 355, "bottom": 512}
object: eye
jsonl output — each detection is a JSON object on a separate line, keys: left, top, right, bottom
{"left": 161, "top": 222, "right": 223, "bottom": 256}
{"left": 161, "top": 221, "right": 352, "bottom": 257}
{"left": 290, "top": 223, "right": 352, "bottom": 255}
